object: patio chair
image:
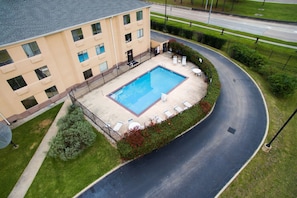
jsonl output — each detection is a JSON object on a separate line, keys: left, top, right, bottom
{"left": 173, "top": 56, "right": 177, "bottom": 65}
{"left": 164, "top": 110, "right": 173, "bottom": 118}
{"left": 183, "top": 101, "right": 192, "bottom": 109}
{"left": 174, "top": 106, "right": 183, "bottom": 114}
{"left": 113, "top": 122, "right": 123, "bottom": 132}
{"left": 155, "top": 116, "right": 163, "bottom": 123}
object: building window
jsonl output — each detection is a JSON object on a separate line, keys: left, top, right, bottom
{"left": 137, "top": 28, "right": 144, "bottom": 38}
{"left": 71, "top": 28, "right": 84, "bottom": 42}
{"left": 0, "top": 50, "right": 13, "bottom": 66}
{"left": 125, "top": 33, "right": 132, "bottom": 43}
{"left": 21, "top": 96, "right": 38, "bottom": 110}
{"left": 95, "top": 44, "right": 105, "bottom": 55}
{"left": 92, "top": 23, "right": 102, "bottom": 35}
{"left": 7, "top": 75, "right": 27, "bottom": 91}
{"left": 45, "top": 86, "right": 58, "bottom": 98}
{"left": 83, "top": 69, "right": 93, "bottom": 80}
{"left": 123, "top": 14, "right": 130, "bottom": 25}
{"left": 35, "top": 66, "right": 51, "bottom": 80}
{"left": 136, "top": 11, "right": 143, "bottom": 21}
{"left": 22, "top": 41, "right": 41, "bottom": 58}
{"left": 78, "top": 50, "right": 89, "bottom": 62}
{"left": 99, "top": 61, "right": 108, "bottom": 72}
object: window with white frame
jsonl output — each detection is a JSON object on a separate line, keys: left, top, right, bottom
{"left": 71, "top": 28, "right": 84, "bottom": 42}
{"left": 123, "top": 14, "right": 130, "bottom": 25}
{"left": 137, "top": 28, "right": 144, "bottom": 38}
{"left": 136, "top": 10, "right": 143, "bottom": 21}
{"left": 35, "top": 66, "right": 51, "bottom": 80}
{"left": 95, "top": 43, "right": 105, "bottom": 55}
{"left": 91, "top": 22, "right": 102, "bottom": 35}
{"left": 22, "top": 41, "right": 41, "bottom": 58}
{"left": 125, "top": 33, "right": 132, "bottom": 43}
{"left": 0, "top": 50, "right": 13, "bottom": 66}
{"left": 78, "top": 50, "right": 89, "bottom": 62}
{"left": 99, "top": 61, "right": 108, "bottom": 72}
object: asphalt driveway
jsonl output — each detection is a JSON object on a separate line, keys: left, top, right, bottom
{"left": 77, "top": 31, "right": 268, "bottom": 198}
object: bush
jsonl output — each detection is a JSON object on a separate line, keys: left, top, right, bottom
{"left": 229, "top": 44, "right": 266, "bottom": 70}
{"left": 202, "top": 34, "right": 227, "bottom": 49}
{"left": 268, "top": 73, "right": 297, "bottom": 97}
{"left": 48, "top": 105, "right": 96, "bottom": 161}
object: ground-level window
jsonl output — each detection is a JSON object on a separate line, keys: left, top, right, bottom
{"left": 123, "top": 14, "right": 130, "bottom": 25}
{"left": 0, "top": 50, "right": 13, "bottom": 66}
{"left": 78, "top": 50, "right": 89, "bottom": 62}
{"left": 99, "top": 61, "right": 108, "bottom": 73}
{"left": 83, "top": 69, "right": 93, "bottom": 80}
{"left": 21, "top": 96, "right": 38, "bottom": 109}
{"left": 35, "top": 66, "right": 51, "bottom": 80}
{"left": 22, "top": 41, "right": 41, "bottom": 58}
{"left": 137, "top": 28, "right": 144, "bottom": 38}
{"left": 136, "top": 10, "right": 143, "bottom": 21}
{"left": 95, "top": 43, "right": 105, "bottom": 55}
{"left": 71, "top": 28, "right": 84, "bottom": 42}
{"left": 7, "top": 75, "right": 27, "bottom": 91}
{"left": 125, "top": 33, "right": 132, "bottom": 43}
{"left": 45, "top": 86, "right": 58, "bottom": 98}
{"left": 92, "top": 22, "right": 102, "bottom": 35}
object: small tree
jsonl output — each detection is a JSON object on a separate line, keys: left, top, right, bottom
{"left": 268, "top": 73, "right": 297, "bottom": 97}
{"left": 48, "top": 105, "right": 96, "bottom": 161}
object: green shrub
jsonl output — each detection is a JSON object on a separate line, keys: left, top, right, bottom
{"left": 229, "top": 44, "right": 266, "bottom": 70}
{"left": 268, "top": 73, "right": 297, "bottom": 97}
{"left": 183, "top": 29, "right": 193, "bottom": 39}
{"left": 202, "top": 34, "right": 227, "bottom": 49}
{"left": 48, "top": 105, "right": 96, "bottom": 161}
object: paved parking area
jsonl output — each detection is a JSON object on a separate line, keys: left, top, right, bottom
{"left": 78, "top": 52, "right": 208, "bottom": 136}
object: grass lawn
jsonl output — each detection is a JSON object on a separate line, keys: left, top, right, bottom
{"left": 26, "top": 127, "right": 121, "bottom": 197}
{"left": 0, "top": 103, "right": 63, "bottom": 198}
{"left": 149, "top": 0, "right": 297, "bottom": 22}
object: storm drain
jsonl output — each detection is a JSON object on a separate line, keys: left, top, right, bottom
{"left": 227, "top": 127, "right": 236, "bottom": 134}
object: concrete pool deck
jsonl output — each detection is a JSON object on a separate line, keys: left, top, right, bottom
{"left": 78, "top": 52, "right": 208, "bottom": 136}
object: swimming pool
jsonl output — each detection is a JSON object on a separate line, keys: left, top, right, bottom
{"left": 109, "top": 66, "right": 186, "bottom": 115}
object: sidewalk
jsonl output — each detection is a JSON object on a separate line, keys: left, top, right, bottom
{"left": 8, "top": 98, "right": 72, "bottom": 198}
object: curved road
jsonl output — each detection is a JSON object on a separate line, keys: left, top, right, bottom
{"left": 77, "top": 32, "right": 268, "bottom": 198}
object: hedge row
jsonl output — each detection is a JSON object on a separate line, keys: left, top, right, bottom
{"left": 151, "top": 21, "right": 227, "bottom": 49}
{"left": 229, "top": 44, "right": 266, "bottom": 70}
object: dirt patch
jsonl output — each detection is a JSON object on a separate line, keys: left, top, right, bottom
{"left": 39, "top": 119, "right": 52, "bottom": 129}
{"left": 30, "top": 142, "right": 37, "bottom": 150}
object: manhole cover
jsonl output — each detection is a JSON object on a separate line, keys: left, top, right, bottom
{"left": 227, "top": 127, "right": 236, "bottom": 134}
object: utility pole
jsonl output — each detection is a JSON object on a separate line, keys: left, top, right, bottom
{"left": 263, "top": 108, "right": 297, "bottom": 152}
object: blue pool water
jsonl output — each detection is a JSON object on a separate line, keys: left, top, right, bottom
{"left": 109, "top": 66, "right": 186, "bottom": 115}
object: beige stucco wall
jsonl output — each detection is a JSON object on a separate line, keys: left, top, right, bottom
{"left": 0, "top": 7, "right": 150, "bottom": 122}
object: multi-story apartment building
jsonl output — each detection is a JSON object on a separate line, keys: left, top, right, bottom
{"left": 0, "top": 0, "right": 151, "bottom": 123}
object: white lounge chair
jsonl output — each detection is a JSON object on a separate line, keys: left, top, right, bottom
{"left": 113, "top": 122, "right": 123, "bottom": 132}
{"left": 183, "top": 101, "right": 192, "bottom": 109}
{"left": 174, "top": 106, "right": 183, "bottom": 113}
{"left": 182, "top": 56, "right": 187, "bottom": 66}
{"left": 164, "top": 110, "right": 173, "bottom": 118}
{"left": 173, "top": 56, "right": 177, "bottom": 65}
{"left": 155, "top": 116, "right": 163, "bottom": 123}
